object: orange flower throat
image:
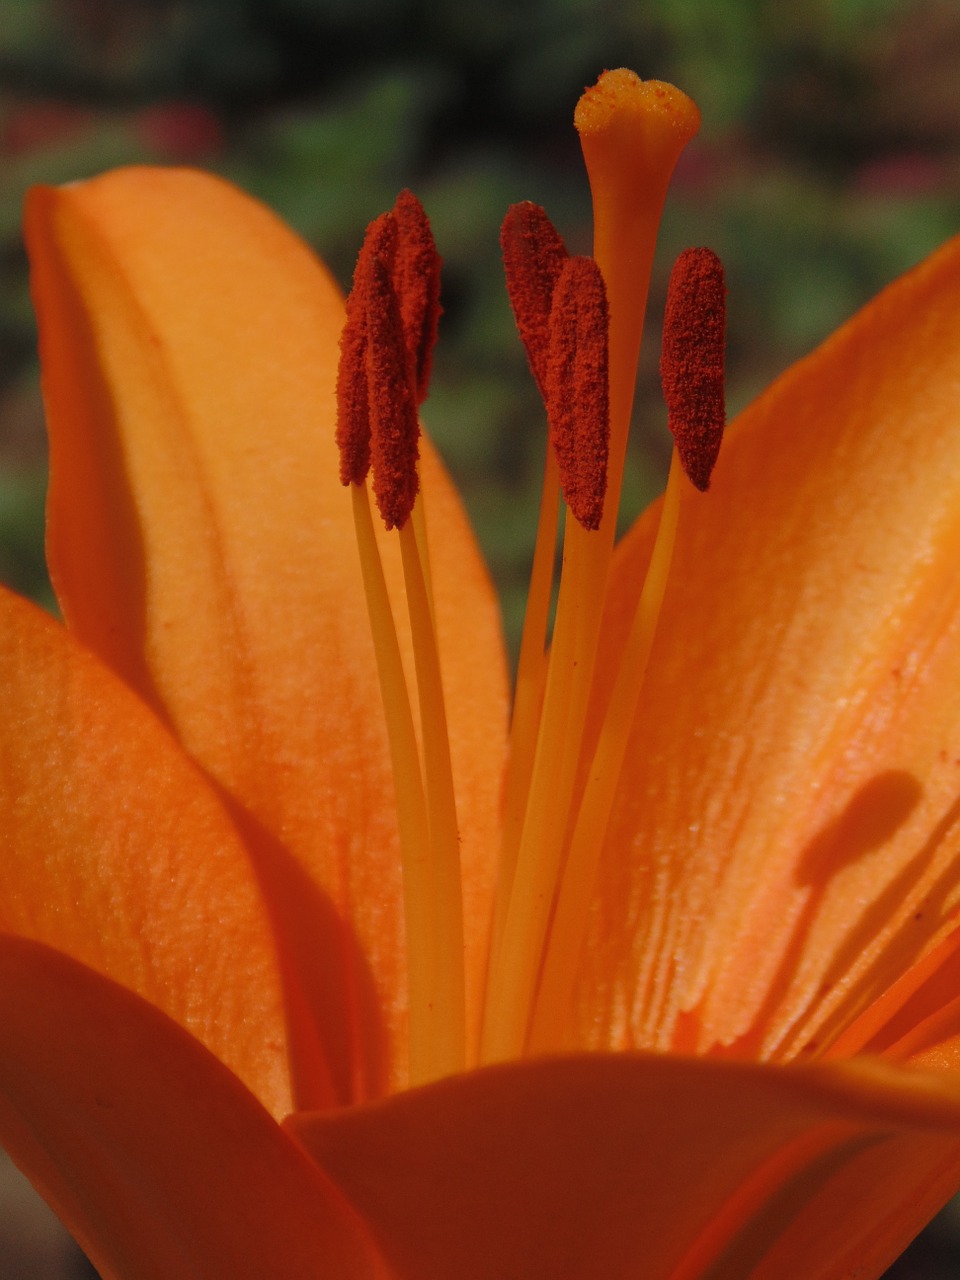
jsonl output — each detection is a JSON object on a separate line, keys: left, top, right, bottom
{"left": 335, "top": 69, "right": 725, "bottom": 1085}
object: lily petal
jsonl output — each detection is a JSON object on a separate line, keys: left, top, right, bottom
{"left": 0, "top": 583, "right": 291, "bottom": 1116}
{"left": 290, "top": 1051, "right": 960, "bottom": 1280}
{"left": 579, "top": 234, "right": 960, "bottom": 1061}
{"left": 26, "top": 168, "right": 508, "bottom": 1102}
{"left": 0, "top": 936, "right": 388, "bottom": 1280}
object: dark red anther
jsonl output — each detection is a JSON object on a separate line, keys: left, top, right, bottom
{"left": 391, "top": 190, "right": 442, "bottom": 404}
{"left": 335, "top": 304, "right": 370, "bottom": 487}
{"left": 501, "top": 202, "right": 569, "bottom": 396}
{"left": 365, "top": 253, "right": 420, "bottom": 530}
{"left": 660, "top": 247, "right": 726, "bottom": 492}
{"left": 336, "top": 212, "right": 398, "bottom": 487}
{"left": 336, "top": 199, "right": 440, "bottom": 527}
{"left": 545, "top": 256, "right": 610, "bottom": 532}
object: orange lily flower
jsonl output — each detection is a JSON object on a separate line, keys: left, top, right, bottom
{"left": 4, "top": 65, "right": 960, "bottom": 1278}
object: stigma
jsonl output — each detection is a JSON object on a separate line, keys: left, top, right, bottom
{"left": 334, "top": 70, "right": 727, "bottom": 1081}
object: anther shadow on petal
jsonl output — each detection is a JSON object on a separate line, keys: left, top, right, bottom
{"left": 217, "top": 795, "right": 390, "bottom": 1113}
{"left": 779, "top": 771, "right": 925, "bottom": 1017}
{"left": 723, "top": 772, "right": 924, "bottom": 1059}
{"left": 811, "top": 789, "right": 960, "bottom": 1057}
{"left": 815, "top": 787, "right": 960, "bottom": 998}
{"left": 795, "top": 772, "right": 924, "bottom": 889}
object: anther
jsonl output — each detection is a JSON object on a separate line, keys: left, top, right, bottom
{"left": 336, "top": 198, "right": 441, "bottom": 529}
{"left": 545, "top": 255, "right": 610, "bottom": 531}
{"left": 335, "top": 303, "right": 370, "bottom": 487}
{"left": 501, "top": 202, "right": 569, "bottom": 396}
{"left": 391, "top": 190, "right": 442, "bottom": 404}
{"left": 365, "top": 254, "right": 420, "bottom": 530}
{"left": 335, "top": 211, "right": 399, "bottom": 488}
{"left": 660, "top": 246, "right": 726, "bottom": 491}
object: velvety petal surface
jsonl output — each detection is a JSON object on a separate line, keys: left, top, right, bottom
{"left": 0, "top": 937, "right": 388, "bottom": 1280}
{"left": 0, "top": 583, "right": 292, "bottom": 1115}
{"left": 26, "top": 168, "right": 508, "bottom": 1103}
{"left": 577, "top": 234, "right": 960, "bottom": 1062}
{"left": 290, "top": 1051, "right": 960, "bottom": 1280}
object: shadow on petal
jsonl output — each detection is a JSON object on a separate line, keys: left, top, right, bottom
{"left": 0, "top": 937, "right": 389, "bottom": 1280}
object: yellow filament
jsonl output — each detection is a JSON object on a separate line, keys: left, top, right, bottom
{"left": 528, "top": 451, "right": 684, "bottom": 1052}
{"left": 398, "top": 509, "right": 466, "bottom": 1076}
{"left": 481, "top": 512, "right": 610, "bottom": 1062}
{"left": 411, "top": 491, "right": 436, "bottom": 623}
{"left": 350, "top": 482, "right": 439, "bottom": 1084}
{"left": 492, "top": 446, "right": 561, "bottom": 957}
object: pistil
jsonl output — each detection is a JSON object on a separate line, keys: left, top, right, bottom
{"left": 481, "top": 70, "right": 702, "bottom": 1064}
{"left": 576, "top": 70, "right": 702, "bottom": 512}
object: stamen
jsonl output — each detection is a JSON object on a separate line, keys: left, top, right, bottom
{"left": 545, "top": 255, "right": 610, "bottom": 531}
{"left": 391, "top": 190, "right": 443, "bottom": 403}
{"left": 501, "top": 202, "right": 570, "bottom": 395}
{"left": 337, "top": 194, "right": 464, "bottom": 1082}
{"left": 660, "top": 247, "right": 726, "bottom": 491}
{"left": 365, "top": 253, "right": 420, "bottom": 530}
{"left": 492, "top": 207, "right": 569, "bottom": 960}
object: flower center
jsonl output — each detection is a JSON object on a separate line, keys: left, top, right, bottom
{"left": 336, "top": 69, "right": 725, "bottom": 1084}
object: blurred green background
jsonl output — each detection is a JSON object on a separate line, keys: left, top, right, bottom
{"left": 1, "top": 0, "right": 959, "bottom": 1275}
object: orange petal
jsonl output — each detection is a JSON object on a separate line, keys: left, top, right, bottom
{"left": 0, "top": 936, "right": 388, "bottom": 1280}
{"left": 742, "top": 1124, "right": 960, "bottom": 1280}
{"left": 26, "top": 168, "right": 508, "bottom": 1102}
{"left": 577, "top": 234, "right": 960, "bottom": 1060}
{"left": 0, "top": 583, "right": 291, "bottom": 1116}
{"left": 290, "top": 1051, "right": 960, "bottom": 1280}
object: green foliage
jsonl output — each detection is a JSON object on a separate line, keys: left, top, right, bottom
{"left": 1, "top": 0, "right": 959, "bottom": 663}
{"left": 0, "top": 467, "right": 49, "bottom": 606}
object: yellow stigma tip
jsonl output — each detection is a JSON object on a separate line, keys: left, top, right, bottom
{"left": 574, "top": 69, "right": 701, "bottom": 149}
{"left": 574, "top": 72, "right": 700, "bottom": 233}
{"left": 572, "top": 69, "right": 701, "bottom": 528}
